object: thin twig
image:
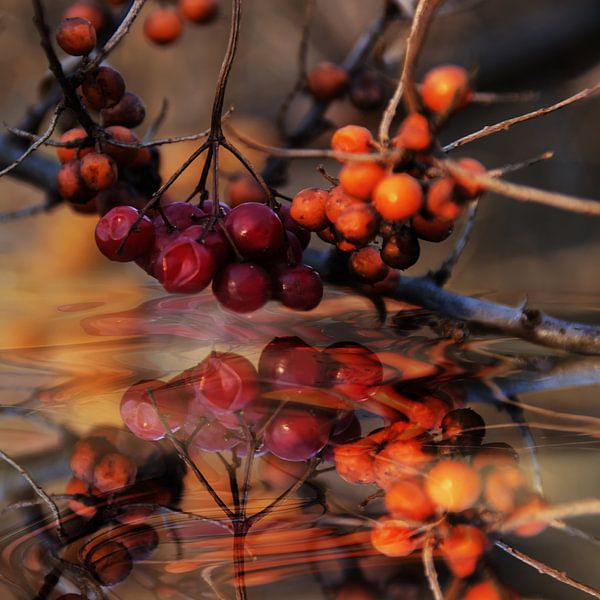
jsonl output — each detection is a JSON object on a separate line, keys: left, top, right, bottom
{"left": 443, "top": 82, "right": 600, "bottom": 152}
{"left": 550, "top": 520, "right": 600, "bottom": 548}
{"left": 0, "top": 103, "right": 64, "bottom": 178}
{"left": 0, "top": 449, "right": 65, "bottom": 543}
{"left": 423, "top": 531, "right": 443, "bottom": 600}
{"left": 379, "top": 0, "right": 445, "bottom": 144}
{"left": 487, "top": 150, "right": 554, "bottom": 178}
{"left": 495, "top": 539, "right": 600, "bottom": 599}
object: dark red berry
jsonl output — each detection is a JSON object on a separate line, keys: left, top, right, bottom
{"left": 82, "top": 66, "right": 126, "bottom": 110}
{"left": 273, "top": 264, "right": 323, "bottom": 311}
{"left": 380, "top": 226, "right": 420, "bottom": 270}
{"left": 101, "top": 92, "right": 146, "bottom": 128}
{"left": 212, "top": 262, "right": 272, "bottom": 313}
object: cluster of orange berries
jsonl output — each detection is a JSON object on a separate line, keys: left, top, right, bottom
{"left": 291, "top": 64, "right": 486, "bottom": 283}
{"left": 144, "top": 0, "right": 219, "bottom": 46}
{"left": 334, "top": 405, "right": 547, "bottom": 587}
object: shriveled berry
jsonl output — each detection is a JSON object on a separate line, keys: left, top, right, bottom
{"left": 56, "top": 128, "right": 93, "bottom": 163}
{"left": 335, "top": 202, "right": 380, "bottom": 245}
{"left": 349, "top": 69, "right": 385, "bottom": 111}
{"left": 101, "top": 92, "right": 146, "bottom": 128}
{"left": 291, "top": 188, "right": 329, "bottom": 231}
{"left": 349, "top": 246, "right": 389, "bottom": 283}
{"left": 441, "top": 408, "right": 486, "bottom": 448}
{"left": 80, "top": 152, "right": 118, "bottom": 191}
{"left": 381, "top": 226, "right": 420, "bottom": 269}
{"left": 411, "top": 213, "right": 454, "bottom": 242}
{"left": 82, "top": 66, "right": 125, "bottom": 110}
{"left": 93, "top": 452, "right": 137, "bottom": 493}
{"left": 70, "top": 436, "right": 115, "bottom": 484}
{"left": 56, "top": 17, "right": 96, "bottom": 56}
{"left": 101, "top": 126, "right": 143, "bottom": 166}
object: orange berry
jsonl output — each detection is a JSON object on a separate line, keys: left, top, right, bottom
{"left": 63, "top": 2, "right": 106, "bottom": 33}
{"left": 56, "top": 17, "right": 97, "bottom": 56}
{"left": 144, "top": 8, "right": 183, "bottom": 45}
{"left": 370, "top": 517, "right": 417, "bottom": 557}
{"left": 334, "top": 429, "right": 389, "bottom": 485}
{"left": 331, "top": 125, "right": 373, "bottom": 157}
{"left": 425, "top": 459, "right": 481, "bottom": 512}
{"left": 336, "top": 240, "right": 360, "bottom": 252}
{"left": 509, "top": 494, "right": 548, "bottom": 537}
{"left": 472, "top": 443, "right": 518, "bottom": 471}
{"left": 393, "top": 113, "right": 432, "bottom": 151}
{"left": 57, "top": 128, "right": 93, "bottom": 163}
{"left": 80, "top": 152, "right": 118, "bottom": 191}
{"left": 101, "top": 126, "right": 142, "bottom": 166}
{"left": 325, "top": 185, "right": 363, "bottom": 224}
{"left": 289, "top": 187, "right": 328, "bottom": 231}
{"left": 439, "top": 524, "right": 486, "bottom": 578}
{"left": 484, "top": 465, "right": 528, "bottom": 513}
{"left": 335, "top": 202, "right": 380, "bottom": 245}
{"left": 227, "top": 173, "right": 268, "bottom": 207}
{"left": 307, "top": 62, "right": 350, "bottom": 102}
{"left": 421, "top": 64, "right": 471, "bottom": 114}
{"left": 317, "top": 226, "right": 336, "bottom": 245}
{"left": 66, "top": 477, "right": 97, "bottom": 519}
{"left": 426, "top": 177, "right": 462, "bottom": 221}
{"left": 69, "top": 436, "right": 115, "bottom": 484}
{"left": 453, "top": 157, "right": 486, "bottom": 199}
{"left": 93, "top": 452, "right": 137, "bottom": 493}
{"left": 384, "top": 478, "right": 435, "bottom": 521}
{"left": 57, "top": 160, "right": 94, "bottom": 204}
{"left": 179, "top": 0, "right": 219, "bottom": 24}
{"left": 374, "top": 437, "right": 434, "bottom": 489}
{"left": 411, "top": 213, "right": 454, "bottom": 242}
{"left": 349, "top": 247, "right": 389, "bottom": 283}
{"left": 373, "top": 174, "right": 423, "bottom": 221}
{"left": 340, "top": 161, "right": 387, "bottom": 200}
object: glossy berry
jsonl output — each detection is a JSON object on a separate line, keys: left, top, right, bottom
{"left": 334, "top": 429, "right": 389, "bottom": 484}
{"left": 155, "top": 201, "right": 204, "bottom": 232}
{"left": 279, "top": 205, "right": 311, "bottom": 249}
{"left": 426, "top": 178, "right": 462, "bottom": 221}
{"left": 439, "top": 524, "right": 487, "bottom": 578}
{"left": 180, "top": 0, "right": 219, "bottom": 23}
{"left": 325, "top": 186, "right": 363, "bottom": 224}
{"left": 180, "top": 225, "right": 231, "bottom": 268}
{"left": 57, "top": 160, "right": 93, "bottom": 203}
{"left": 273, "top": 264, "right": 323, "bottom": 311}
{"left": 453, "top": 157, "right": 486, "bottom": 199}
{"left": 349, "top": 69, "right": 385, "bottom": 111}
{"left": 441, "top": 408, "right": 486, "bottom": 448}
{"left": 264, "top": 407, "right": 331, "bottom": 461}
{"left": 56, "top": 17, "right": 96, "bottom": 56}
{"left": 212, "top": 262, "right": 272, "bottom": 313}
{"left": 385, "top": 478, "right": 436, "bottom": 522}
{"left": 63, "top": 2, "right": 106, "bottom": 33}
{"left": 290, "top": 187, "right": 329, "bottom": 231}
{"left": 82, "top": 66, "right": 126, "bottom": 110}
{"left": 70, "top": 436, "right": 115, "bottom": 484}
{"left": 381, "top": 226, "right": 420, "bottom": 269}
{"left": 393, "top": 113, "right": 432, "bottom": 151}
{"left": 370, "top": 518, "right": 417, "bottom": 557}
{"left": 331, "top": 125, "right": 373, "bottom": 156}
{"left": 101, "top": 126, "right": 143, "bottom": 166}
{"left": 335, "top": 202, "right": 380, "bottom": 245}
{"left": 306, "top": 62, "right": 350, "bottom": 102}
{"left": 189, "top": 418, "right": 240, "bottom": 452}
{"left": 425, "top": 459, "right": 481, "bottom": 512}
{"left": 93, "top": 452, "right": 137, "bottom": 493}
{"left": 411, "top": 213, "right": 454, "bottom": 242}
{"left": 120, "top": 379, "right": 188, "bottom": 441}
{"left": 84, "top": 541, "right": 133, "bottom": 587}
{"left": 421, "top": 64, "right": 472, "bottom": 114}
{"left": 349, "top": 246, "right": 389, "bottom": 283}
{"left": 189, "top": 351, "right": 259, "bottom": 414}
{"left": 101, "top": 92, "right": 146, "bottom": 128}
{"left": 95, "top": 206, "right": 155, "bottom": 262}
{"left": 57, "top": 128, "right": 92, "bottom": 163}
{"left": 144, "top": 8, "right": 183, "bottom": 45}
{"left": 339, "top": 161, "right": 387, "bottom": 200}
{"left": 259, "top": 337, "right": 324, "bottom": 390}
{"left": 80, "top": 152, "right": 118, "bottom": 191}
{"left": 373, "top": 174, "right": 423, "bottom": 221}
{"left": 227, "top": 173, "right": 268, "bottom": 207}
{"left": 225, "top": 202, "right": 284, "bottom": 259}
{"left": 157, "top": 238, "right": 216, "bottom": 293}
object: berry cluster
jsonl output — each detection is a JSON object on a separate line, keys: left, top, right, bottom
{"left": 334, "top": 404, "right": 547, "bottom": 583}
{"left": 119, "top": 336, "right": 382, "bottom": 462}
{"left": 144, "top": 0, "right": 219, "bottom": 46}
{"left": 291, "top": 65, "right": 485, "bottom": 283}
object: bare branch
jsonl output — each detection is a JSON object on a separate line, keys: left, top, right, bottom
{"left": 495, "top": 539, "right": 600, "bottom": 599}
{"left": 423, "top": 532, "right": 443, "bottom": 600}
{"left": 379, "top": 0, "right": 445, "bottom": 144}
{"left": 443, "top": 82, "right": 600, "bottom": 152}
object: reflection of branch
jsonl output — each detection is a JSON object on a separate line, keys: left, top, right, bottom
{"left": 0, "top": 449, "right": 65, "bottom": 543}
{"left": 306, "top": 248, "right": 600, "bottom": 354}
{"left": 423, "top": 531, "right": 443, "bottom": 600}
{"left": 443, "top": 82, "right": 600, "bottom": 152}
{"left": 495, "top": 539, "right": 600, "bottom": 599}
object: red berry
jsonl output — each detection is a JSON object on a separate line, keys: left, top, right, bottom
{"left": 426, "top": 177, "right": 462, "bottom": 221}
{"left": 82, "top": 66, "right": 126, "bottom": 110}
{"left": 273, "top": 264, "right": 323, "bottom": 311}
{"left": 226, "top": 173, "right": 267, "bottom": 207}
{"left": 156, "top": 237, "right": 216, "bottom": 294}
{"left": 155, "top": 201, "right": 204, "bottom": 232}
{"left": 439, "top": 524, "right": 487, "bottom": 578}
{"left": 264, "top": 407, "right": 331, "bottom": 461}
{"left": 179, "top": 0, "right": 219, "bottom": 24}
{"left": 385, "top": 478, "right": 436, "bottom": 522}
{"left": 349, "top": 69, "right": 385, "bottom": 111}
{"left": 339, "top": 161, "right": 387, "bottom": 200}
{"left": 425, "top": 459, "right": 481, "bottom": 512}
{"left": 335, "top": 202, "right": 380, "bottom": 245}
{"left": 307, "top": 62, "right": 350, "bottom": 102}
{"left": 225, "top": 202, "right": 284, "bottom": 259}
{"left": 80, "top": 152, "right": 118, "bottom": 191}
{"left": 411, "top": 213, "right": 454, "bottom": 242}
{"left": 95, "top": 205, "right": 155, "bottom": 262}
{"left": 180, "top": 225, "right": 231, "bottom": 268}
{"left": 57, "top": 159, "right": 94, "bottom": 203}
{"left": 63, "top": 2, "right": 106, "bottom": 33}
{"left": 144, "top": 8, "right": 183, "bottom": 45}
{"left": 120, "top": 379, "right": 188, "bottom": 441}
{"left": 280, "top": 204, "right": 311, "bottom": 249}
{"left": 66, "top": 477, "right": 97, "bottom": 519}
{"left": 101, "top": 126, "right": 143, "bottom": 166}
{"left": 56, "top": 17, "right": 96, "bottom": 56}
{"left": 393, "top": 113, "right": 432, "bottom": 151}
{"left": 212, "top": 262, "right": 272, "bottom": 313}
{"left": 56, "top": 128, "right": 93, "bottom": 163}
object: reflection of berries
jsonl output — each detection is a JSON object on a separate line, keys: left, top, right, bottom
{"left": 70, "top": 437, "right": 116, "bottom": 484}
{"left": 93, "top": 452, "right": 137, "bottom": 493}
{"left": 370, "top": 517, "right": 418, "bottom": 557}
{"left": 439, "top": 524, "right": 487, "bottom": 578}
{"left": 385, "top": 477, "right": 435, "bottom": 522}
{"left": 83, "top": 540, "right": 133, "bottom": 587}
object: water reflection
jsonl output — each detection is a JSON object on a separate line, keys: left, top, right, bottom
{"left": 0, "top": 289, "right": 599, "bottom": 599}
